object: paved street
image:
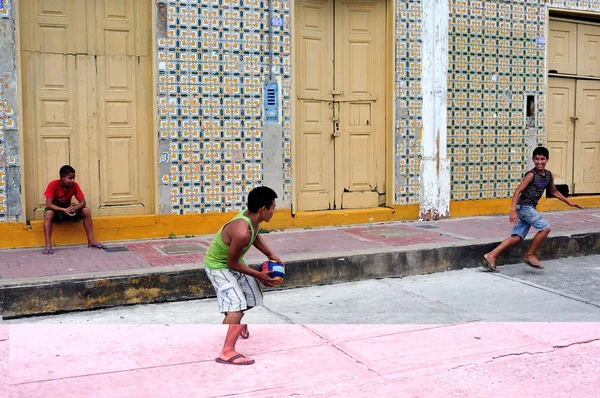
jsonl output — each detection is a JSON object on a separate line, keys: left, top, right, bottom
{"left": 5, "top": 254, "right": 599, "bottom": 324}
{"left": 2, "top": 255, "right": 599, "bottom": 397}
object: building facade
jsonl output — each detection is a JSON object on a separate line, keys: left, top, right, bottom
{"left": 1, "top": 0, "right": 599, "bottom": 245}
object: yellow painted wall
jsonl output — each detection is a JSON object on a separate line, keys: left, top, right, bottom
{"left": 1, "top": 196, "right": 599, "bottom": 249}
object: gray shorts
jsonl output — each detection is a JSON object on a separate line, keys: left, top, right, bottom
{"left": 205, "top": 268, "right": 263, "bottom": 314}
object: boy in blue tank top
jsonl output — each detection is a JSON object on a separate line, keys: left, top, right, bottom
{"left": 483, "top": 147, "right": 583, "bottom": 272}
{"left": 204, "top": 186, "right": 283, "bottom": 366}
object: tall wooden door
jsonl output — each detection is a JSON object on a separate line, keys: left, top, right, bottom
{"left": 574, "top": 80, "right": 600, "bottom": 193}
{"left": 295, "top": 0, "right": 386, "bottom": 211}
{"left": 20, "top": 0, "right": 152, "bottom": 220}
{"left": 546, "top": 77, "right": 575, "bottom": 187}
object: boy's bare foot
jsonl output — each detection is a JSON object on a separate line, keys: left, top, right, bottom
{"left": 240, "top": 325, "right": 249, "bottom": 339}
{"left": 523, "top": 255, "right": 544, "bottom": 269}
{"left": 216, "top": 351, "right": 255, "bottom": 365}
{"left": 482, "top": 253, "right": 498, "bottom": 272}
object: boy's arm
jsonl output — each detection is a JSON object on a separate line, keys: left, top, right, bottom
{"left": 226, "top": 223, "right": 276, "bottom": 287}
{"left": 69, "top": 184, "right": 86, "bottom": 212}
{"left": 549, "top": 177, "right": 583, "bottom": 209}
{"left": 252, "top": 234, "right": 283, "bottom": 264}
{"left": 509, "top": 173, "right": 534, "bottom": 224}
{"left": 45, "top": 197, "right": 68, "bottom": 213}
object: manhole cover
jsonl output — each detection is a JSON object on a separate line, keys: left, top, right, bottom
{"left": 157, "top": 243, "right": 206, "bottom": 255}
{"left": 363, "top": 229, "right": 414, "bottom": 238}
{"left": 414, "top": 224, "right": 440, "bottom": 230}
{"left": 103, "top": 246, "right": 130, "bottom": 253}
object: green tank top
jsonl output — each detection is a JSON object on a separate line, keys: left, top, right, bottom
{"left": 203, "top": 210, "right": 259, "bottom": 270}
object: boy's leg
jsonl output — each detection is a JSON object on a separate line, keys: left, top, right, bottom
{"left": 483, "top": 235, "right": 522, "bottom": 270}
{"left": 80, "top": 208, "right": 102, "bottom": 247}
{"left": 217, "top": 311, "right": 254, "bottom": 364}
{"left": 520, "top": 208, "right": 551, "bottom": 268}
{"left": 43, "top": 210, "right": 55, "bottom": 253}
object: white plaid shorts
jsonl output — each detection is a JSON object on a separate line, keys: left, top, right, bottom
{"left": 205, "top": 267, "right": 264, "bottom": 314}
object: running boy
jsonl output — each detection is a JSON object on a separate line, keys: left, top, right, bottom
{"left": 204, "top": 186, "right": 283, "bottom": 366}
{"left": 43, "top": 165, "right": 104, "bottom": 254}
{"left": 483, "top": 147, "right": 582, "bottom": 271}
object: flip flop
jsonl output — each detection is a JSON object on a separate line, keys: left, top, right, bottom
{"left": 482, "top": 257, "right": 498, "bottom": 272}
{"left": 88, "top": 243, "right": 106, "bottom": 249}
{"left": 524, "top": 259, "right": 544, "bottom": 269}
{"left": 42, "top": 248, "right": 54, "bottom": 255}
{"left": 240, "top": 328, "right": 250, "bottom": 339}
{"left": 215, "top": 354, "right": 255, "bottom": 366}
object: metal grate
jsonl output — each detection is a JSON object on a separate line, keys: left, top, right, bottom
{"left": 414, "top": 224, "right": 440, "bottom": 230}
{"left": 102, "top": 246, "right": 130, "bottom": 253}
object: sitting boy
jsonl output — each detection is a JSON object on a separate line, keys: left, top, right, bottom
{"left": 42, "top": 165, "right": 104, "bottom": 254}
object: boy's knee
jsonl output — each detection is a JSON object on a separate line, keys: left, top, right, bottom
{"left": 81, "top": 208, "right": 91, "bottom": 217}
{"left": 44, "top": 211, "right": 54, "bottom": 220}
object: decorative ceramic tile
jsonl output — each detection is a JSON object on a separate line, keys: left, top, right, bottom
{"left": 394, "top": 0, "right": 423, "bottom": 205}
{"left": 0, "top": 0, "right": 9, "bottom": 19}
{"left": 158, "top": 0, "right": 291, "bottom": 214}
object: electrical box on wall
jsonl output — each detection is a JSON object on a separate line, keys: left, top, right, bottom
{"left": 264, "top": 81, "right": 280, "bottom": 124}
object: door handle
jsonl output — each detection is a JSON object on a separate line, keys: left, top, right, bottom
{"left": 570, "top": 116, "right": 578, "bottom": 124}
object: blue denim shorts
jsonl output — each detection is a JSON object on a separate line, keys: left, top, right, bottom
{"left": 510, "top": 205, "right": 550, "bottom": 240}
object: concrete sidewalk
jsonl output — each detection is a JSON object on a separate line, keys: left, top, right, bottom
{"left": 2, "top": 323, "right": 599, "bottom": 397}
{"left": 1, "top": 209, "right": 600, "bottom": 317}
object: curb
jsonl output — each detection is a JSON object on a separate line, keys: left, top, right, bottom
{"left": 2, "top": 231, "right": 599, "bottom": 318}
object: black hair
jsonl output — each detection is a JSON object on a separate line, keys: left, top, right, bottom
{"left": 247, "top": 186, "right": 278, "bottom": 213}
{"left": 59, "top": 165, "right": 76, "bottom": 177}
{"left": 532, "top": 146, "right": 549, "bottom": 159}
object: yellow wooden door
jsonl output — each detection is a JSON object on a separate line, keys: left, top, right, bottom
{"left": 294, "top": 0, "right": 386, "bottom": 211}
{"left": 577, "top": 24, "right": 600, "bottom": 77}
{"left": 295, "top": 0, "right": 335, "bottom": 211}
{"left": 20, "top": 0, "right": 152, "bottom": 220}
{"left": 334, "top": 0, "right": 385, "bottom": 208}
{"left": 548, "top": 20, "right": 577, "bottom": 74}
{"left": 546, "top": 77, "right": 575, "bottom": 188}
{"left": 573, "top": 80, "right": 600, "bottom": 193}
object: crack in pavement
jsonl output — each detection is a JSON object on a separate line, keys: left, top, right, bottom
{"left": 552, "top": 338, "right": 600, "bottom": 349}
{"left": 447, "top": 338, "right": 600, "bottom": 372}
{"left": 261, "top": 304, "right": 295, "bottom": 324}
{"left": 302, "top": 325, "right": 384, "bottom": 379}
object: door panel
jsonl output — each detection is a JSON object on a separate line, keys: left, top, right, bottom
{"left": 21, "top": 0, "right": 84, "bottom": 219}
{"left": 335, "top": 0, "right": 384, "bottom": 208}
{"left": 546, "top": 78, "right": 575, "bottom": 188}
{"left": 574, "top": 80, "right": 600, "bottom": 193}
{"left": 548, "top": 21, "right": 577, "bottom": 74}
{"left": 20, "top": 0, "right": 152, "bottom": 219}
{"left": 295, "top": 0, "right": 335, "bottom": 211}
{"left": 577, "top": 24, "right": 600, "bottom": 77}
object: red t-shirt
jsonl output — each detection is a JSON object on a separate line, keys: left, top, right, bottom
{"left": 44, "top": 180, "right": 85, "bottom": 205}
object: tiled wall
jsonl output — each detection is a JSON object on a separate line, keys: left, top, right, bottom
{"left": 394, "top": 0, "right": 422, "bottom": 205}
{"left": 448, "top": 0, "right": 600, "bottom": 202}
{"left": 157, "top": 0, "right": 291, "bottom": 214}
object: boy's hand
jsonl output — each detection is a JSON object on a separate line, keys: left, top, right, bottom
{"left": 509, "top": 210, "right": 519, "bottom": 226}
{"left": 67, "top": 205, "right": 77, "bottom": 215}
{"left": 569, "top": 202, "right": 584, "bottom": 209}
{"left": 269, "top": 254, "right": 284, "bottom": 266}
{"left": 257, "top": 270, "right": 277, "bottom": 287}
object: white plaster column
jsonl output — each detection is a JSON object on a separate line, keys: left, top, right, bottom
{"left": 420, "top": 0, "right": 450, "bottom": 220}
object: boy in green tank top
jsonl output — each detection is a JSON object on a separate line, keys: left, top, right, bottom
{"left": 205, "top": 186, "right": 283, "bottom": 366}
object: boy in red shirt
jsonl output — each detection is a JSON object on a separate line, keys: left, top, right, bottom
{"left": 43, "top": 165, "right": 104, "bottom": 254}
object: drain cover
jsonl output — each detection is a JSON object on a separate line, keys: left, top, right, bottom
{"left": 158, "top": 243, "right": 206, "bottom": 255}
{"left": 415, "top": 224, "right": 440, "bottom": 230}
{"left": 102, "top": 246, "right": 130, "bottom": 253}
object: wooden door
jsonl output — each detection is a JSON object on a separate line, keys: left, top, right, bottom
{"left": 334, "top": 0, "right": 385, "bottom": 209}
{"left": 574, "top": 80, "right": 600, "bottom": 193}
{"left": 20, "top": 0, "right": 152, "bottom": 219}
{"left": 546, "top": 77, "right": 575, "bottom": 187}
{"left": 294, "top": 0, "right": 386, "bottom": 211}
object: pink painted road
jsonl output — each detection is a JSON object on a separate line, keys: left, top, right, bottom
{"left": 1, "top": 323, "right": 599, "bottom": 397}
{"left": 1, "top": 209, "right": 599, "bottom": 280}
